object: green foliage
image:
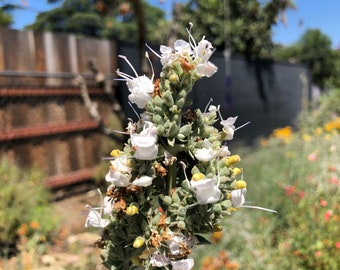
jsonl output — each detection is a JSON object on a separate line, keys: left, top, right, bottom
{"left": 273, "top": 29, "right": 338, "bottom": 88}
{"left": 0, "top": 157, "right": 59, "bottom": 255}
{"left": 0, "top": 3, "right": 14, "bottom": 26}
{"left": 177, "top": 0, "right": 295, "bottom": 58}
{"left": 299, "top": 88, "right": 340, "bottom": 132}
{"left": 192, "top": 93, "right": 340, "bottom": 269}
{"left": 325, "top": 50, "right": 340, "bottom": 88}
{"left": 26, "top": 0, "right": 170, "bottom": 45}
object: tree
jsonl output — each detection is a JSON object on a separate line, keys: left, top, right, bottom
{"left": 0, "top": 1, "right": 16, "bottom": 27}
{"left": 176, "top": 0, "right": 295, "bottom": 59}
{"left": 26, "top": 0, "right": 169, "bottom": 45}
{"left": 273, "top": 29, "right": 335, "bottom": 88}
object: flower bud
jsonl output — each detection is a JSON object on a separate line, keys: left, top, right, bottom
{"left": 179, "top": 124, "right": 192, "bottom": 137}
{"left": 162, "top": 195, "right": 172, "bottom": 206}
{"left": 176, "top": 97, "right": 186, "bottom": 108}
{"left": 191, "top": 172, "right": 205, "bottom": 181}
{"left": 133, "top": 236, "right": 145, "bottom": 248}
{"left": 169, "top": 72, "right": 179, "bottom": 83}
{"left": 212, "top": 204, "right": 222, "bottom": 215}
{"left": 110, "top": 149, "right": 121, "bottom": 157}
{"left": 163, "top": 90, "right": 174, "bottom": 107}
{"left": 181, "top": 179, "right": 191, "bottom": 190}
{"left": 177, "top": 207, "right": 186, "bottom": 218}
{"left": 231, "top": 168, "right": 242, "bottom": 178}
{"left": 235, "top": 180, "right": 247, "bottom": 189}
{"left": 225, "top": 155, "right": 241, "bottom": 166}
{"left": 220, "top": 200, "right": 232, "bottom": 210}
{"left": 169, "top": 122, "right": 179, "bottom": 138}
{"left": 153, "top": 95, "right": 164, "bottom": 107}
{"left": 213, "top": 224, "right": 223, "bottom": 232}
{"left": 178, "top": 89, "right": 187, "bottom": 99}
{"left": 153, "top": 114, "right": 163, "bottom": 125}
{"left": 177, "top": 220, "right": 186, "bottom": 229}
{"left": 126, "top": 203, "right": 139, "bottom": 216}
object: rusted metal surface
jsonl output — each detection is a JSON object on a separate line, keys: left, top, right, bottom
{"left": 0, "top": 87, "right": 105, "bottom": 97}
{"left": 0, "top": 121, "right": 100, "bottom": 141}
{"left": 45, "top": 167, "right": 97, "bottom": 189}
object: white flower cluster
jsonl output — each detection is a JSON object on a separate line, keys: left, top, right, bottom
{"left": 85, "top": 25, "right": 274, "bottom": 270}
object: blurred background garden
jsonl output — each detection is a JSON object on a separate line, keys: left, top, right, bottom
{"left": 0, "top": 0, "right": 339, "bottom": 269}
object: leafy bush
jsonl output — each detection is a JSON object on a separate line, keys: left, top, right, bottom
{"left": 299, "top": 88, "right": 340, "bottom": 132}
{"left": 0, "top": 157, "right": 59, "bottom": 256}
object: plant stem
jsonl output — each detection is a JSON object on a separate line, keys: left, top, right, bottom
{"left": 167, "top": 160, "right": 177, "bottom": 195}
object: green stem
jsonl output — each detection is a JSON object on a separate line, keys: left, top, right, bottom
{"left": 167, "top": 160, "right": 177, "bottom": 195}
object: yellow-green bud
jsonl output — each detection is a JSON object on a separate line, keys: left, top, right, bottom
{"left": 213, "top": 224, "right": 223, "bottom": 232}
{"left": 225, "top": 155, "right": 241, "bottom": 166}
{"left": 110, "top": 149, "right": 121, "bottom": 157}
{"left": 235, "top": 180, "right": 247, "bottom": 189}
{"left": 126, "top": 204, "right": 139, "bottom": 216}
{"left": 133, "top": 236, "right": 145, "bottom": 248}
{"left": 231, "top": 167, "right": 242, "bottom": 178}
{"left": 169, "top": 73, "right": 179, "bottom": 83}
{"left": 191, "top": 172, "right": 205, "bottom": 181}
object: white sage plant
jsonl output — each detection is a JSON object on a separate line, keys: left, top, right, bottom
{"left": 85, "top": 24, "right": 275, "bottom": 270}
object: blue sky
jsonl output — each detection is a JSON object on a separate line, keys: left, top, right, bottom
{"left": 8, "top": 0, "right": 340, "bottom": 49}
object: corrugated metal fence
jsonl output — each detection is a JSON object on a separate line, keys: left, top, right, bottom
{"left": 0, "top": 27, "right": 120, "bottom": 189}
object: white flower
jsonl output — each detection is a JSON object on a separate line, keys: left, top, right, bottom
{"left": 105, "top": 157, "right": 132, "bottom": 187}
{"left": 194, "top": 139, "right": 214, "bottom": 162}
{"left": 150, "top": 252, "right": 170, "bottom": 267}
{"left": 195, "top": 61, "right": 218, "bottom": 77}
{"left": 159, "top": 45, "right": 177, "bottom": 67}
{"left": 131, "top": 121, "right": 158, "bottom": 160}
{"left": 190, "top": 34, "right": 217, "bottom": 77}
{"left": 217, "top": 145, "right": 231, "bottom": 157}
{"left": 103, "top": 195, "right": 113, "bottom": 214}
{"left": 171, "top": 258, "right": 195, "bottom": 270}
{"left": 167, "top": 233, "right": 193, "bottom": 256}
{"left": 174, "top": 39, "right": 192, "bottom": 57}
{"left": 116, "top": 55, "right": 154, "bottom": 109}
{"left": 230, "top": 188, "right": 247, "bottom": 208}
{"left": 190, "top": 178, "right": 221, "bottom": 204}
{"left": 132, "top": 175, "right": 153, "bottom": 187}
{"left": 127, "top": 76, "right": 154, "bottom": 109}
{"left": 220, "top": 116, "right": 238, "bottom": 140}
{"left": 195, "top": 38, "right": 214, "bottom": 62}
{"left": 85, "top": 205, "right": 109, "bottom": 228}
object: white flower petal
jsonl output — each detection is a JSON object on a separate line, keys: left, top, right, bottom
{"left": 231, "top": 188, "right": 247, "bottom": 207}
{"left": 85, "top": 205, "right": 109, "bottom": 228}
{"left": 195, "top": 62, "right": 218, "bottom": 77}
{"left": 132, "top": 175, "right": 153, "bottom": 187}
{"left": 194, "top": 139, "right": 214, "bottom": 162}
{"left": 190, "top": 178, "right": 221, "bottom": 204}
{"left": 150, "top": 252, "right": 170, "bottom": 267}
{"left": 171, "top": 258, "right": 195, "bottom": 270}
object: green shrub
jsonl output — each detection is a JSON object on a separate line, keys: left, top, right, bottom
{"left": 299, "top": 88, "right": 340, "bottom": 132}
{"left": 0, "top": 157, "right": 59, "bottom": 256}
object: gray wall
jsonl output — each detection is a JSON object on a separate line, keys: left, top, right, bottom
{"left": 118, "top": 44, "right": 309, "bottom": 144}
